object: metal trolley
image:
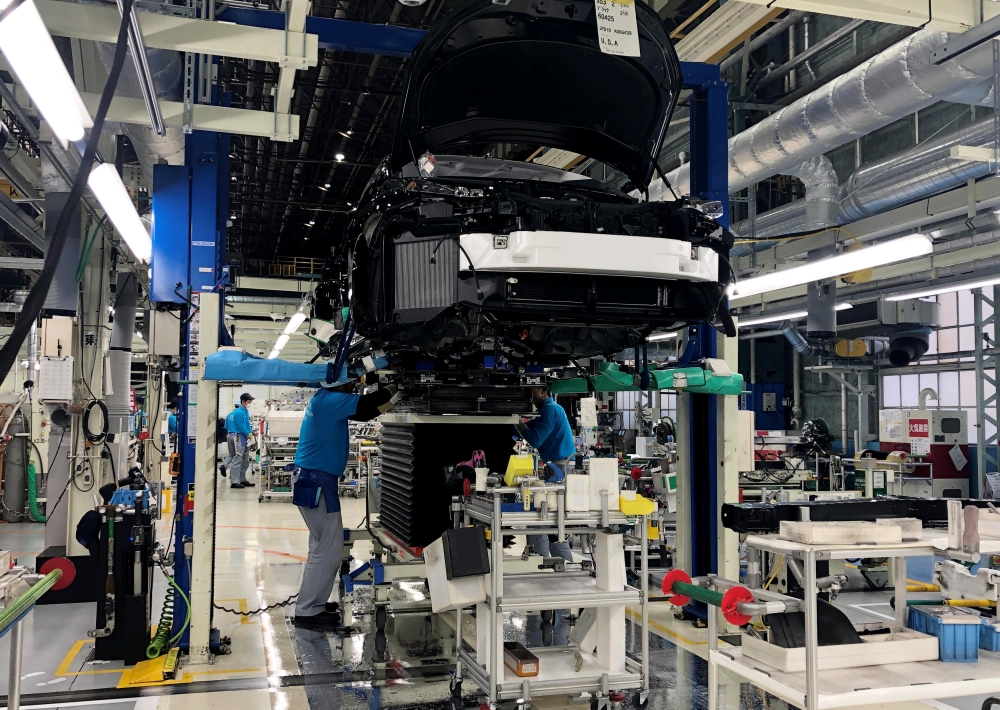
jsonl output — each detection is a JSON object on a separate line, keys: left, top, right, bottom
{"left": 257, "top": 408, "right": 305, "bottom": 502}
{"left": 453, "top": 484, "right": 650, "bottom": 710}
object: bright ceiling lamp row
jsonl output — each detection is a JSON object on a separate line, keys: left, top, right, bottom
{"left": 0, "top": 0, "right": 151, "bottom": 262}
{"left": 268, "top": 297, "right": 310, "bottom": 359}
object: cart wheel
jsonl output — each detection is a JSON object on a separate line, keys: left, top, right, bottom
{"left": 540, "top": 609, "right": 554, "bottom": 624}
{"left": 450, "top": 697, "right": 463, "bottom": 710}
{"left": 374, "top": 629, "right": 387, "bottom": 661}
{"left": 449, "top": 675, "right": 462, "bottom": 697}
{"left": 375, "top": 605, "right": 387, "bottom": 632}
{"left": 632, "top": 690, "right": 648, "bottom": 709}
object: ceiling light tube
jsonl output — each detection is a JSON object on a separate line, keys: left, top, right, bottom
{"left": 283, "top": 311, "right": 307, "bottom": 335}
{"left": 87, "top": 163, "right": 152, "bottom": 263}
{"left": 0, "top": 0, "right": 93, "bottom": 145}
{"left": 267, "top": 350, "right": 280, "bottom": 360}
{"left": 729, "top": 233, "right": 934, "bottom": 299}
{"left": 738, "top": 303, "right": 853, "bottom": 328}
{"left": 885, "top": 275, "right": 1000, "bottom": 301}
{"left": 648, "top": 331, "right": 678, "bottom": 342}
{"left": 274, "top": 333, "right": 290, "bottom": 351}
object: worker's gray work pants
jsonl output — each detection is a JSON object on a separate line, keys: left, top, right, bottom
{"left": 527, "top": 458, "right": 573, "bottom": 562}
{"left": 227, "top": 433, "right": 249, "bottom": 485}
{"left": 295, "top": 503, "right": 344, "bottom": 617}
{"left": 527, "top": 534, "right": 573, "bottom": 562}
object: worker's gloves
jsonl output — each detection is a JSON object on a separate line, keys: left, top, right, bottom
{"left": 514, "top": 421, "right": 527, "bottom": 434}
{"left": 377, "top": 383, "right": 403, "bottom": 414}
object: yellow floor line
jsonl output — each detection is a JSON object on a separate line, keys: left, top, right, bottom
{"left": 625, "top": 608, "right": 707, "bottom": 647}
{"left": 55, "top": 641, "right": 127, "bottom": 677}
{"left": 118, "top": 666, "right": 265, "bottom": 688}
{"left": 216, "top": 598, "right": 252, "bottom": 624}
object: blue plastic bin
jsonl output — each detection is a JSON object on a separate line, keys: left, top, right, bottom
{"left": 908, "top": 606, "right": 980, "bottom": 662}
{"left": 981, "top": 619, "right": 1000, "bottom": 651}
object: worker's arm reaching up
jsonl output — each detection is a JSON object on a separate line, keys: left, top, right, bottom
{"left": 350, "top": 384, "right": 400, "bottom": 421}
{"left": 517, "top": 404, "right": 555, "bottom": 449}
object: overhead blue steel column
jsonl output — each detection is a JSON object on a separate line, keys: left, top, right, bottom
{"left": 151, "top": 128, "right": 229, "bottom": 648}
{"left": 681, "top": 62, "right": 729, "bottom": 584}
{"left": 683, "top": 61, "right": 730, "bottom": 229}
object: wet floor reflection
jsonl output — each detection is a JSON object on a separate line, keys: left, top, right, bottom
{"left": 285, "top": 587, "right": 771, "bottom": 709}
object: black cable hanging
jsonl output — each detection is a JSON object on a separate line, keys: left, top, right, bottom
{"left": 0, "top": 0, "right": 136, "bottom": 386}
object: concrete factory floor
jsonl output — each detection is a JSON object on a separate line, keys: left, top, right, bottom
{"left": 0, "top": 479, "right": 987, "bottom": 710}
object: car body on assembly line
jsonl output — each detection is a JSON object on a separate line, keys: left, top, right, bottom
{"left": 314, "top": 0, "right": 734, "bottom": 373}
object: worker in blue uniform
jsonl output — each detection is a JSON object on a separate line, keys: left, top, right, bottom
{"left": 167, "top": 399, "right": 178, "bottom": 437}
{"left": 225, "top": 393, "right": 255, "bottom": 489}
{"left": 292, "top": 372, "right": 400, "bottom": 628}
{"left": 515, "top": 385, "right": 577, "bottom": 562}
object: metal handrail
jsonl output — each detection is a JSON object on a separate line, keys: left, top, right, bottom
{"left": 4, "top": 569, "right": 62, "bottom": 710}
{"left": 0, "top": 569, "right": 61, "bottom": 637}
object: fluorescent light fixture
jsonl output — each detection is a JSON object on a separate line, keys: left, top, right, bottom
{"left": 274, "top": 333, "right": 290, "bottom": 351}
{"left": 648, "top": 331, "right": 678, "bottom": 342}
{"left": 335, "top": 153, "right": 345, "bottom": 161}
{"left": 738, "top": 303, "right": 853, "bottom": 328}
{"left": 885, "top": 275, "right": 1000, "bottom": 301}
{"left": 87, "top": 163, "right": 152, "bottom": 263}
{"left": 729, "top": 234, "right": 934, "bottom": 299}
{"left": 267, "top": 350, "right": 279, "bottom": 360}
{"left": 0, "top": 0, "right": 92, "bottom": 145}
{"left": 739, "top": 310, "right": 808, "bottom": 328}
{"left": 283, "top": 311, "right": 307, "bottom": 335}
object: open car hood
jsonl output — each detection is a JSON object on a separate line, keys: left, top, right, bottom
{"left": 391, "top": 0, "right": 682, "bottom": 190}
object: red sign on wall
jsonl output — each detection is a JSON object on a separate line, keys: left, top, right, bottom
{"left": 909, "top": 419, "right": 930, "bottom": 437}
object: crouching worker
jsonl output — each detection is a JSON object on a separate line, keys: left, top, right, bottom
{"left": 292, "top": 373, "right": 400, "bottom": 628}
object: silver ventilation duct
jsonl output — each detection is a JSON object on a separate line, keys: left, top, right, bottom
{"left": 733, "top": 113, "right": 1000, "bottom": 248}
{"left": 651, "top": 29, "right": 995, "bottom": 201}
{"left": 107, "top": 272, "right": 138, "bottom": 480}
{"left": 96, "top": 44, "right": 185, "bottom": 176}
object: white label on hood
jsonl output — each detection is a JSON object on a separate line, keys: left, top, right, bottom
{"left": 595, "top": 0, "right": 640, "bottom": 57}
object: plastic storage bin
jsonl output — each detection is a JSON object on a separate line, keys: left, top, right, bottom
{"left": 907, "top": 606, "right": 980, "bottom": 662}
{"left": 981, "top": 618, "right": 1000, "bottom": 651}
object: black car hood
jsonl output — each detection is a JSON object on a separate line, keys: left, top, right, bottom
{"left": 391, "top": 0, "right": 682, "bottom": 190}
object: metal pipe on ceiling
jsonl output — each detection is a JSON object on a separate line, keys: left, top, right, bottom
{"left": 732, "top": 113, "right": 1000, "bottom": 247}
{"left": 654, "top": 28, "right": 997, "bottom": 199}
{"left": 753, "top": 19, "right": 864, "bottom": 91}
{"left": 718, "top": 11, "right": 807, "bottom": 73}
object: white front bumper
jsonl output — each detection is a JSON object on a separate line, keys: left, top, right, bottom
{"left": 458, "top": 230, "right": 718, "bottom": 282}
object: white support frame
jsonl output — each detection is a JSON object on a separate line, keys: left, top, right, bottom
{"left": 190, "top": 291, "right": 220, "bottom": 664}
{"left": 37, "top": 0, "right": 315, "bottom": 140}
{"left": 736, "top": 0, "right": 980, "bottom": 33}
{"left": 79, "top": 93, "right": 301, "bottom": 141}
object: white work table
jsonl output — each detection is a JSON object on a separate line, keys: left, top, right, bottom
{"left": 707, "top": 529, "right": 1000, "bottom": 710}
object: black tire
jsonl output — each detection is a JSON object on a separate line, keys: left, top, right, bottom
{"left": 375, "top": 605, "right": 387, "bottom": 631}
{"left": 450, "top": 698, "right": 463, "bottom": 710}
{"left": 633, "top": 691, "right": 648, "bottom": 709}
{"left": 450, "top": 677, "right": 462, "bottom": 698}
{"left": 540, "top": 609, "right": 554, "bottom": 623}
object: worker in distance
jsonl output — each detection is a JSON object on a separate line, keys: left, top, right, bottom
{"left": 291, "top": 367, "right": 401, "bottom": 628}
{"left": 515, "top": 384, "right": 577, "bottom": 562}
{"left": 225, "top": 393, "right": 256, "bottom": 489}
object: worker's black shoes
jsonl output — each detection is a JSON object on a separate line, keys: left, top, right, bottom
{"left": 294, "top": 611, "right": 341, "bottom": 628}
{"left": 230, "top": 482, "right": 245, "bottom": 489}
{"left": 242, "top": 480, "right": 256, "bottom": 487}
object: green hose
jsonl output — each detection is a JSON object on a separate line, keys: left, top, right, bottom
{"left": 672, "top": 580, "right": 726, "bottom": 608}
{"left": 26, "top": 462, "right": 44, "bottom": 523}
{"left": 75, "top": 215, "right": 107, "bottom": 283}
{"left": 146, "top": 568, "right": 191, "bottom": 658}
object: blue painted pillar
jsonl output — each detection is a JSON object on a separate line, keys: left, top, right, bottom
{"left": 681, "top": 63, "right": 729, "bottom": 582}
